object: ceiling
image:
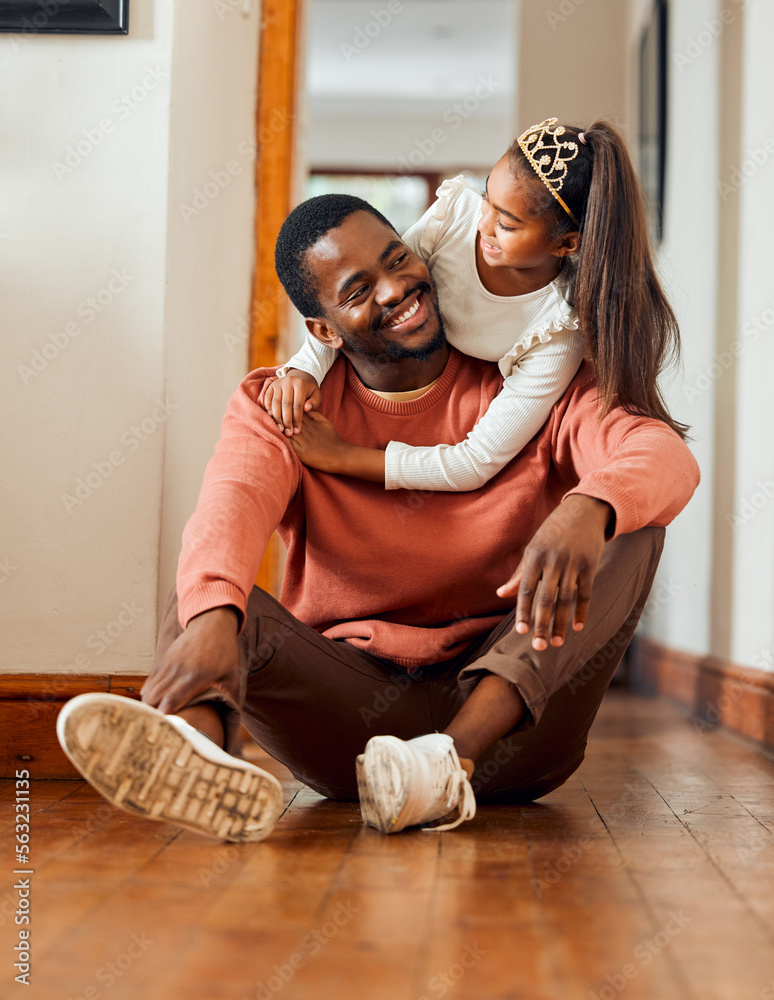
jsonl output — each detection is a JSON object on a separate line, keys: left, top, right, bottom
{"left": 306, "top": 0, "right": 518, "bottom": 117}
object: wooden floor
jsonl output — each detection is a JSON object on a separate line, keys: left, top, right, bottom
{"left": 2, "top": 691, "right": 774, "bottom": 1000}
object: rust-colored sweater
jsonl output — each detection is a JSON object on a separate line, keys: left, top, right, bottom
{"left": 177, "top": 349, "right": 699, "bottom": 670}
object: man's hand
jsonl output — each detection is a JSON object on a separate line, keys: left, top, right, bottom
{"left": 263, "top": 369, "right": 322, "bottom": 437}
{"left": 141, "top": 606, "right": 240, "bottom": 715}
{"left": 496, "top": 495, "right": 612, "bottom": 651}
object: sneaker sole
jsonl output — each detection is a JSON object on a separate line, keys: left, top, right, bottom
{"left": 57, "top": 693, "right": 283, "bottom": 843}
{"left": 356, "top": 735, "right": 412, "bottom": 834}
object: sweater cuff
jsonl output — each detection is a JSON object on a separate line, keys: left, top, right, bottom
{"left": 178, "top": 580, "right": 247, "bottom": 633}
{"left": 384, "top": 440, "right": 404, "bottom": 491}
{"left": 563, "top": 477, "right": 640, "bottom": 538}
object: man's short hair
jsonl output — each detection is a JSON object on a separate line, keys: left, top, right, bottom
{"left": 274, "top": 194, "right": 397, "bottom": 318}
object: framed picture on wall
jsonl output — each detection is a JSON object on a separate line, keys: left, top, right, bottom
{"left": 639, "top": 0, "right": 667, "bottom": 242}
{"left": 0, "top": 1, "right": 129, "bottom": 35}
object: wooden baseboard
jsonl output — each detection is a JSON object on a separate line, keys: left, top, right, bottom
{"left": 6, "top": 648, "right": 774, "bottom": 779}
{"left": 0, "top": 674, "right": 144, "bottom": 779}
{"left": 629, "top": 637, "right": 774, "bottom": 750}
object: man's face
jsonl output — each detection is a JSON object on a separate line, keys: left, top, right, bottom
{"left": 304, "top": 211, "right": 446, "bottom": 362}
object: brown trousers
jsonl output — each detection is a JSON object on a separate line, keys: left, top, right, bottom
{"left": 154, "top": 526, "right": 664, "bottom": 803}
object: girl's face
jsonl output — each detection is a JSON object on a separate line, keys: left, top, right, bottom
{"left": 477, "top": 155, "right": 565, "bottom": 273}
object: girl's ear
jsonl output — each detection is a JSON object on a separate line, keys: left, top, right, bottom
{"left": 556, "top": 231, "right": 581, "bottom": 257}
{"left": 305, "top": 317, "right": 344, "bottom": 351}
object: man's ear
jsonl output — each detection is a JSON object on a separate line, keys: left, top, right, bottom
{"left": 305, "top": 317, "right": 344, "bottom": 351}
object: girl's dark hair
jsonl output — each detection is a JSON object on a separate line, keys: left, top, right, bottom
{"left": 507, "top": 120, "right": 688, "bottom": 439}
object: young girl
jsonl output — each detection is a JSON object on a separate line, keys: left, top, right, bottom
{"left": 264, "top": 118, "right": 686, "bottom": 489}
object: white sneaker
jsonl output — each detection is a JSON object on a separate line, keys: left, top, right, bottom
{"left": 356, "top": 733, "right": 476, "bottom": 834}
{"left": 57, "top": 692, "right": 283, "bottom": 843}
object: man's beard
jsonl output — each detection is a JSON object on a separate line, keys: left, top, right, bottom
{"left": 342, "top": 284, "right": 448, "bottom": 362}
{"left": 377, "top": 319, "right": 447, "bottom": 361}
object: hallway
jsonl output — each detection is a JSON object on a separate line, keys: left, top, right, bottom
{"left": 3, "top": 1, "right": 774, "bottom": 998}
{"left": 4, "top": 691, "right": 773, "bottom": 1000}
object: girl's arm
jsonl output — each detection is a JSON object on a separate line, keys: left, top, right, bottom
{"left": 386, "top": 334, "right": 585, "bottom": 490}
{"left": 275, "top": 333, "right": 338, "bottom": 384}
{"left": 289, "top": 411, "right": 385, "bottom": 480}
{"left": 289, "top": 332, "right": 586, "bottom": 489}
{"left": 264, "top": 334, "right": 339, "bottom": 435}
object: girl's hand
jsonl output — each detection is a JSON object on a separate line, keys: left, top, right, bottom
{"left": 263, "top": 369, "right": 322, "bottom": 436}
{"left": 496, "top": 494, "right": 611, "bottom": 651}
{"left": 289, "top": 410, "right": 352, "bottom": 473}
{"left": 289, "top": 411, "right": 387, "bottom": 482}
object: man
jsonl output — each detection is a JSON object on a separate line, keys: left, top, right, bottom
{"left": 58, "top": 195, "right": 699, "bottom": 842}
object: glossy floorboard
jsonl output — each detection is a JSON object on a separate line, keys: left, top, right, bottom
{"left": 2, "top": 692, "right": 773, "bottom": 1000}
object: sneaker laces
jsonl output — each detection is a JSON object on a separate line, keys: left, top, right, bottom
{"left": 422, "top": 767, "right": 476, "bottom": 832}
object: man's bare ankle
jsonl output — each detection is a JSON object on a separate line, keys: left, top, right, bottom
{"left": 177, "top": 704, "right": 226, "bottom": 749}
{"left": 458, "top": 756, "right": 475, "bottom": 780}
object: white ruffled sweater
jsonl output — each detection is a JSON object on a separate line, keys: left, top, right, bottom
{"left": 281, "top": 175, "right": 585, "bottom": 491}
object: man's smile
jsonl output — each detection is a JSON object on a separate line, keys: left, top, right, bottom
{"left": 379, "top": 290, "right": 430, "bottom": 334}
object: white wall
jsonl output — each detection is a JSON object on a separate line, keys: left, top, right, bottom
{"left": 629, "top": 0, "right": 722, "bottom": 658}
{"left": 729, "top": 0, "right": 774, "bottom": 669}
{"left": 517, "top": 0, "right": 771, "bottom": 668}
{"left": 630, "top": 0, "right": 774, "bottom": 672}
{"left": 518, "top": 0, "right": 628, "bottom": 130}
{"left": 158, "top": 1, "right": 262, "bottom": 612}
{"left": 1, "top": 0, "right": 260, "bottom": 675}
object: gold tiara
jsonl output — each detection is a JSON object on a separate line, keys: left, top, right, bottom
{"left": 517, "top": 118, "right": 579, "bottom": 224}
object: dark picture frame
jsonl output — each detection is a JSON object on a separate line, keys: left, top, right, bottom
{"left": 0, "top": 1, "right": 128, "bottom": 35}
{"left": 638, "top": 0, "right": 668, "bottom": 243}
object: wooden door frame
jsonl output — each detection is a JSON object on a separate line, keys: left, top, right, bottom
{"left": 249, "top": 0, "right": 304, "bottom": 594}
